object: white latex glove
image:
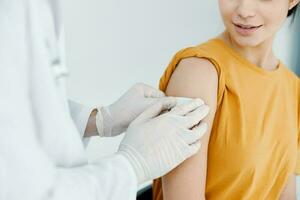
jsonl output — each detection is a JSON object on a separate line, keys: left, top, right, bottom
{"left": 96, "top": 83, "right": 165, "bottom": 137}
{"left": 117, "top": 97, "right": 209, "bottom": 184}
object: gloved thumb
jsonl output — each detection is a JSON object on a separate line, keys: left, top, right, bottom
{"left": 132, "top": 97, "right": 177, "bottom": 125}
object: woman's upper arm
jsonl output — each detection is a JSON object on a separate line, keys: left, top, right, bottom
{"left": 162, "top": 57, "right": 219, "bottom": 200}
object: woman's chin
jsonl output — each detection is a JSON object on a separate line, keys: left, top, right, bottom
{"left": 231, "top": 35, "right": 263, "bottom": 48}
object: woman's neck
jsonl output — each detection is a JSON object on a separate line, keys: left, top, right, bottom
{"left": 219, "top": 32, "right": 279, "bottom": 71}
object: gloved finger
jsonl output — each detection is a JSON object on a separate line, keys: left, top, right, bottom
{"left": 132, "top": 97, "right": 177, "bottom": 124}
{"left": 170, "top": 99, "right": 204, "bottom": 116}
{"left": 136, "top": 83, "right": 165, "bottom": 98}
{"left": 177, "top": 122, "right": 208, "bottom": 145}
{"left": 189, "top": 141, "right": 202, "bottom": 155}
{"left": 183, "top": 105, "right": 209, "bottom": 128}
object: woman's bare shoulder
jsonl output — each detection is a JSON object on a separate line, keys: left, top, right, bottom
{"left": 166, "top": 57, "right": 218, "bottom": 105}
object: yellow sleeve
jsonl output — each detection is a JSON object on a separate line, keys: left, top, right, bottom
{"left": 159, "top": 46, "right": 225, "bottom": 108}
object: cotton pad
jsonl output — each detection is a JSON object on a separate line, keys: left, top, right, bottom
{"left": 175, "top": 97, "right": 194, "bottom": 106}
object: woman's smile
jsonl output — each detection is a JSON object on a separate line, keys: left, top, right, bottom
{"left": 233, "top": 22, "right": 263, "bottom": 36}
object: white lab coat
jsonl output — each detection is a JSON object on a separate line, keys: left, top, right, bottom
{"left": 0, "top": 0, "right": 137, "bottom": 200}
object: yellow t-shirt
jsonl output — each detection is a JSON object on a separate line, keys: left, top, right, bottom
{"left": 153, "top": 38, "right": 300, "bottom": 200}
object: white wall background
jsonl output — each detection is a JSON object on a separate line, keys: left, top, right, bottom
{"left": 62, "top": 0, "right": 299, "bottom": 196}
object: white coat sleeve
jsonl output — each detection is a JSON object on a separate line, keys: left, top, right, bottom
{"left": 2, "top": 132, "right": 138, "bottom": 200}
{"left": 0, "top": 1, "right": 138, "bottom": 200}
{"left": 68, "top": 100, "right": 92, "bottom": 139}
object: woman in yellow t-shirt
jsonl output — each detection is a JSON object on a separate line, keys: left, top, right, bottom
{"left": 153, "top": 0, "right": 300, "bottom": 199}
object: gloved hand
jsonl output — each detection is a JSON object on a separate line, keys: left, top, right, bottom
{"left": 96, "top": 83, "right": 165, "bottom": 137}
{"left": 117, "top": 97, "right": 209, "bottom": 184}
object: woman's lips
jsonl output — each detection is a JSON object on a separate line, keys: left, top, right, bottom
{"left": 233, "top": 23, "right": 262, "bottom": 36}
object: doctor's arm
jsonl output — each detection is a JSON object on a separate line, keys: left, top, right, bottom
{"left": 69, "top": 82, "right": 168, "bottom": 139}
{"left": 161, "top": 58, "right": 218, "bottom": 200}
{"left": 0, "top": 67, "right": 207, "bottom": 200}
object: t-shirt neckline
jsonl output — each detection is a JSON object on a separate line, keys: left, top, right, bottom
{"left": 211, "top": 38, "right": 283, "bottom": 76}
